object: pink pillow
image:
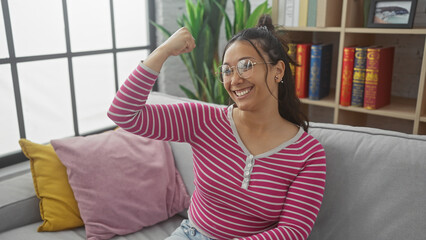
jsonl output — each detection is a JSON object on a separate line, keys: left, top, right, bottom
{"left": 51, "top": 128, "right": 190, "bottom": 240}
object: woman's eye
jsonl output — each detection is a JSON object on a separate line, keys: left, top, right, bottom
{"left": 239, "top": 61, "right": 253, "bottom": 71}
{"left": 223, "top": 68, "right": 232, "bottom": 75}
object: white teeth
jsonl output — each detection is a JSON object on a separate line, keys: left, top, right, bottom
{"left": 235, "top": 88, "right": 251, "bottom": 97}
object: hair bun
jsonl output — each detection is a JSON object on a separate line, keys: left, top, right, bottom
{"left": 256, "top": 15, "right": 274, "bottom": 32}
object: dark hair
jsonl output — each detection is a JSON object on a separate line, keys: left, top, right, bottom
{"left": 221, "top": 15, "right": 309, "bottom": 131}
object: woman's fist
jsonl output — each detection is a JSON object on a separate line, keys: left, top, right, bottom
{"left": 160, "top": 27, "right": 196, "bottom": 57}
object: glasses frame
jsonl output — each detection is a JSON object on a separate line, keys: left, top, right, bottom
{"left": 217, "top": 59, "right": 274, "bottom": 83}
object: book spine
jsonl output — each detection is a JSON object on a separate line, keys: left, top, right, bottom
{"left": 307, "top": 0, "right": 317, "bottom": 27}
{"left": 351, "top": 47, "right": 367, "bottom": 107}
{"left": 316, "top": 0, "right": 326, "bottom": 27}
{"left": 288, "top": 43, "right": 297, "bottom": 77}
{"left": 319, "top": 44, "right": 332, "bottom": 99}
{"left": 278, "top": 0, "right": 287, "bottom": 26}
{"left": 309, "top": 45, "right": 322, "bottom": 100}
{"left": 293, "top": 0, "right": 300, "bottom": 27}
{"left": 285, "top": 0, "right": 294, "bottom": 27}
{"left": 340, "top": 47, "right": 355, "bottom": 106}
{"left": 364, "top": 48, "right": 380, "bottom": 109}
{"left": 295, "top": 44, "right": 311, "bottom": 98}
{"left": 299, "top": 0, "right": 309, "bottom": 27}
{"left": 376, "top": 47, "right": 394, "bottom": 108}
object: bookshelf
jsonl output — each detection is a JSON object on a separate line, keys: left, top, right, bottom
{"left": 272, "top": 0, "right": 426, "bottom": 135}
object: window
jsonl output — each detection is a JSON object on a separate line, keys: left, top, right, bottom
{"left": 0, "top": 0, "right": 156, "bottom": 167}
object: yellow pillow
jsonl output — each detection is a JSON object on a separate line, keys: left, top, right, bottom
{"left": 19, "top": 139, "right": 84, "bottom": 231}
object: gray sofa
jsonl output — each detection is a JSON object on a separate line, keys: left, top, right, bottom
{"left": 1, "top": 92, "right": 426, "bottom": 240}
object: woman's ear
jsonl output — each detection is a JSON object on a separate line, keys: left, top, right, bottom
{"left": 274, "top": 60, "right": 285, "bottom": 83}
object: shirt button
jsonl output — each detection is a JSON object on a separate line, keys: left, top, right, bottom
{"left": 244, "top": 178, "right": 249, "bottom": 183}
{"left": 248, "top": 163, "right": 252, "bottom": 167}
{"left": 244, "top": 171, "right": 250, "bottom": 176}
{"left": 242, "top": 183, "right": 248, "bottom": 189}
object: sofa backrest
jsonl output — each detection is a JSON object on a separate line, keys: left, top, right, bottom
{"left": 308, "top": 122, "right": 426, "bottom": 240}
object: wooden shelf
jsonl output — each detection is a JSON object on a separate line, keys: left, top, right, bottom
{"left": 338, "top": 97, "right": 417, "bottom": 120}
{"left": 272, "top": 0, "right": 426, "bottom": 135}
{"left": 300, "top": 91, "right": 336, "bottom": 108}
{"left": 283, "top": 27, "right": 342, "bottom": 33}
{"left": 345, "top": 28, "right": 426, "bottom": 35}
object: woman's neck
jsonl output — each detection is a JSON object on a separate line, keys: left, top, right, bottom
{"left": 233, "top": 105, "right": 286, "bottom": 133}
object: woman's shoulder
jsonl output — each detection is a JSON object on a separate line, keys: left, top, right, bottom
{"left": 294, "top": 129, "right": 325, "bottom": 153}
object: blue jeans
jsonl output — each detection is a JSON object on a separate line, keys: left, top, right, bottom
{"left": 165, "top": 219, "right": 215, "bottom": 240}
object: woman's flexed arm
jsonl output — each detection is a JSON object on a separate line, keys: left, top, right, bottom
{"left": 107, "top": 27, "right": 197, "bottom": 142}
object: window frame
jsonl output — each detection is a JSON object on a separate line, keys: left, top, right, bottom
{"left": 0, "top": 0, "right": 157, "bottom": 168}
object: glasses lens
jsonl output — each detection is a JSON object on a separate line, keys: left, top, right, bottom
{"left": 218, "top": 59, "right": 255, "bottom": 82}
{"left": 237, "top": 59, "right": 254, "bottom": 78}
{"left": 218, "top": 65, "right": 232, "bottom": 82}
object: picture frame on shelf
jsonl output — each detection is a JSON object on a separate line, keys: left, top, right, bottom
{"left": 367, "top": 0, "right": 417, "bottom": 28}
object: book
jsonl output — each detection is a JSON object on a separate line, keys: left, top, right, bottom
{"left": 293, "top": 0, "right": 300, "bottom": 27}
{"left": 316, "top": 0, "right": 327, "bottom": 27}
{"left": 309, "top": 43, "right": 333, "bottom": 100}
{"left": 299, "top": 0, "right": 309, "bottom": 27}
{"left": 363, "top": 47, "right": 395, "bottom": 109}
{"left": 287, "top": 43, "right": 297, "bottom": 77}
{"left": 351, "top": 47, "right": 367, "bottom": 107}
{"left": 284, "top": 0, "right": 294, "bottom": 27}
{"left": 307, "top": 0, "right": 317, "bottom": 27}
{"left": 295, "top": 43, "right": 312, "bottom": 98}
{"left": 278, "top": 0, "right": 287, "bottom": 26}
{"left": 363, "top": 0, "right": 371, "bottom": 27}
{"left": 339, "top": 47, "right": 355, "bottom": 106}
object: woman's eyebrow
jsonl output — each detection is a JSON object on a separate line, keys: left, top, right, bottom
{"left": 223, "top": 56, "right": 255, "bottom": 65}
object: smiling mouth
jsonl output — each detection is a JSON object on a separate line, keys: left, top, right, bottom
{"left": 234, "top": 87, "right": 253, "bottom": 97}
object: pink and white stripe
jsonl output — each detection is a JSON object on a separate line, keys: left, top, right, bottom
{"left": 108, "top": 62, "right": 326, "bottom": 240}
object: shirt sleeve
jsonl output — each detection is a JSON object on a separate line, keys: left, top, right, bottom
{"left": 107, "top": 62, "right": 199, "bottom": 143}
{"left": 239, "top": 144, "right": 326, "bottom": 240}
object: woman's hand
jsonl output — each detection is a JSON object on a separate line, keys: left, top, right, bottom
{"left": 143, "top": 27, "right": 195, "bottom": 72}
{"left": 160, "top": 27, "right": 196, "bottom": 56}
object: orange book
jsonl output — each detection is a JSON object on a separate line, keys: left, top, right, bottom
{"left": 340, "top": 47, "right": 355, "bottom": 106}
{"left": 363, "top": 47, "right": 395, "bottom": 109}
{"left": 295, "top": 44, "right": 312, "bottom": 98}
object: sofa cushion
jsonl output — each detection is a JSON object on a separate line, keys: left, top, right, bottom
{"left": 308, "top": 123, "right": 426, "bottom": 240}
{"left": 18, "top": 139, "right": 83, "bottom": 231}
{"left": 51, "top": 128, "right": 190, "bottom": 240}
{"left": 0, "top": 162, "right": 41, "bottom": 233}
{"left": 0, "top": 215, "right": 183, "bottom": 240}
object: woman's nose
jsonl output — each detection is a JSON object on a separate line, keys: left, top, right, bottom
{"left": 230, "top": 70, "right": 243, "bottom": 85}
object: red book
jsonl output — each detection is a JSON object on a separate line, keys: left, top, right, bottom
{"left": 295, "top": 44, "right": 312, "bottom": 98}
{"left": 364, "top": 47, "right": 395, "bottom": 109}
{"left": 340, "top": 47, "right": 355, "bottom": 106}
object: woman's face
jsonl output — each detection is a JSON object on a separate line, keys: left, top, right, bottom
{"left": 221, "top": 40, "right": 282, "bottom": 112}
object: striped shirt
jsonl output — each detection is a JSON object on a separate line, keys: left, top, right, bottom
{"left": 108, "top": 62, "right": 326, "bottom": 240}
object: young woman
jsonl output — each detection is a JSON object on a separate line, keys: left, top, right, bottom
{"left": 108, "top": 15, "right": 326, "bottom": 240}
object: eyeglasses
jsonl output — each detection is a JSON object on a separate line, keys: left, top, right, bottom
{"left": 217, "top": 59, "right": 273, "bottom": 83}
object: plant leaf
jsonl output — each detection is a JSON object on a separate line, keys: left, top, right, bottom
{"left": 150, "top": 21, "right": 172, "bottom": 38}
{"left": 180, "top": 85, "right": 200, "bottom": 100}
{"left": 245, "top": 1, "right": 269, "bottom": 28}
{"left": 195, "top": 74, "right": 213, "bottom": 103}
{"left": 234, "top": 0, "right": 244, "bottom": 34}
{"left": 213, "top": 0, "right": 232, "bottom": 41}
{"left": 243, "top": 0, "right": 251, "bottom": 25}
